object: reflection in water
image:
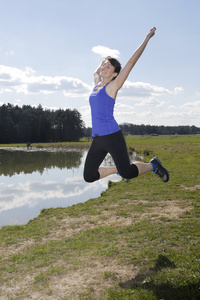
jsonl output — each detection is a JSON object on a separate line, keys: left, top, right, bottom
{"left": 0, "top": 148, "right": 120, "bottom": 227}
{"left": 0, "top": 148, "right": 83, "bottom": 176}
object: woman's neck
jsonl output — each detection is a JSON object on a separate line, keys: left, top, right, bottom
{"left": 100, "top": 79, "right": 111, "bottom": 87}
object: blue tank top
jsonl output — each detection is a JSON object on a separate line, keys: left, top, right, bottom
{"left": 89, "top": 84, "right": 120, "bottom": 137}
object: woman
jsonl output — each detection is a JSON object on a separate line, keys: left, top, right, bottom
{"left": 84, "top": 27, "right": 169, "bottom": 183}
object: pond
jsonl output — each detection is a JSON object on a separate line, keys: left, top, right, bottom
{"left": 0, "top": 147, "right": 120, "bottom": 228}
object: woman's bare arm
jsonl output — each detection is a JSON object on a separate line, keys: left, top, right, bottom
{"left": 112, "top": 27, "right": 156, "bottom": 92}
{"left": 94, "top": 56, "right": 111, "bottom": 85}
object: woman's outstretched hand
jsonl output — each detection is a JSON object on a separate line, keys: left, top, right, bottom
{"left": 147, "top": 27, "right": 156, "bottom": 39}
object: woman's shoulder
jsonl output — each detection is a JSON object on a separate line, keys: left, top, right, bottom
{"left": 105, "top": 81, "right": 118, "bottom": 100}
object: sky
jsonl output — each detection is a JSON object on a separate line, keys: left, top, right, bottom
{"left": 0, "top": 0, "right": 200, "bottom": 128}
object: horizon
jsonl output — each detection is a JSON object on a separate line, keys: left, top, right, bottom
{"left": 2, "top": 102, "right": 200, "bottom": 129}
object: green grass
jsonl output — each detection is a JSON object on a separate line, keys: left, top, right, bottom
{"left": 0, "top": 138, "right": 91, "bottom": 149}
{"left": 0, "top": 135, "right": 200, "bottom": 299}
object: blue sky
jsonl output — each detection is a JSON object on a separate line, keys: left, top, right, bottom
{"left": 0, "top": 0, "right": 199, "bottom": 127}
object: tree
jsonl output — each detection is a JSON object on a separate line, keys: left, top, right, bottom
{"left": 0, "top": 103, "right": 84, "bottom": 143}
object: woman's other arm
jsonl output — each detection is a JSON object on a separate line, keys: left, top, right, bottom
{"left": 94, "top": 56, "right": 111, "bottom": 85}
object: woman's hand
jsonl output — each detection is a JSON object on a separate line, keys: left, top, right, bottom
{"left": 105, "top": 56, "right": 111, "bottom": 60}
{"left": 102, "top": 56, "right": 111, "bottom": 65}
{"left": 147, "top": 27, "right": 156, "bottom": 40}
{"left": 94, "top": 56, "right": 112, "bottom": 85}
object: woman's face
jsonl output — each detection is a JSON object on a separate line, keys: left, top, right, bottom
{"left": 100, "top": 60, "right": 117, "bottom": 80}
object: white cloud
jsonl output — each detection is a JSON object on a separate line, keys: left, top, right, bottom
{"left": 0, "top": 65, "right": 184, "bottom": 104}
{"left": 181, "top": 100, "right": 200, "bottom": 109}
{"left": 0, "top": 65, "right": 92, "bottom": 97}
{"left": 0, "top": 64, "right": 198, "bottom": 128}
{"left": 174, "top": 86, "right": 184, "bottom": 94}
{"left": 135, "top": 98, "right": 165, "bottom": 107}
{"left": 79, "top": 105, "right": 91, "bottom": 126}
{"left": 119, "top": 81, "right": 172, "bottom": 100}
{"left": 168, "top": 105, "right": 176, "bottom": 109}
{"left": 116, "top": 103, "right": 134, "bottom": 110}
{"left": 154, "top": 104, "right": 200, "bottom": 126}
{"left": 91, "top": 45, "right": 120, "bottom": 58}
{"left": 114, "top": 83, "right": 200, "bottom": 127}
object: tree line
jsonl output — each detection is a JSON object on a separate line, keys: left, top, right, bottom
{"left": 1, "top": 103, "right": 199, "bottom": 144}
{"left": 0, "top": 103, "right": 84, "bottom": 144}
{"left": 84, "top": 123, "right": 200, "bottom": 137}
{"left": 119, "top": 123, "right": 200, "bottom": 136}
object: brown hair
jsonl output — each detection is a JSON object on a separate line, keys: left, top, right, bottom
{"left": 108, "top": 58, "right": 122, "bottom": 80}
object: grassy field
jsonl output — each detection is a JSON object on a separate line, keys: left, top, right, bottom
{"left": 0, "top": 139, "right": 91, "bottom": 149}
{"left": 0, "top": 135, "right": 200, "bottom": 299}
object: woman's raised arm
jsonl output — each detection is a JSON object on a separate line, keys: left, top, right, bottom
{"left": 113, "top": 27, "right": 156, "bottom": 92}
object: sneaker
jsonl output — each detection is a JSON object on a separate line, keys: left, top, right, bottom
{"left": 150, "top": 157, "right": 169, "bottom": 183}
{"left": 117, "top": 171, "right": 130, "bottom": 183}
{"left": 124, "top": 178, "right": 130, "bottom": 183}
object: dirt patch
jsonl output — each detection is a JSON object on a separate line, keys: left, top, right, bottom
{"left": 1, "top": 258, "right": 138, "bottom": 300}
{"left": 49, "top": 259, "right": 139, "bottom": 300}
{"left": 180, "top": 184, "right": 200, "bottom": 191}
{"left": 0, "top": 199, "right": 192, "bottom": 258}
{"left": 0, "top": 198, "right": 194, "bottom": 300}
{"left": 143, "top": 199, "right": 193, "bottom": 219}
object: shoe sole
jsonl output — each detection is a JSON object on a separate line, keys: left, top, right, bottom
{"left": 150, "top": 157, "right": 169, "bottom": 183}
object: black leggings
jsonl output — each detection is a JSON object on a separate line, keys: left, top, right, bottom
{"left": 83, "top": 130, "right": 138, "bottom": 182}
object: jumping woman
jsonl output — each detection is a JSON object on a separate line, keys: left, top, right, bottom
{"left": 84, "top": 27, "right": 169, "bottom": 184}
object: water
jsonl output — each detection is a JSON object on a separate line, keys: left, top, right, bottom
{"left": 0, "top": 148, "right": 120, "bottom": 227}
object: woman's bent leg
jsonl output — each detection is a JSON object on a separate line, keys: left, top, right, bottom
{"left": 98, "top": 166, "right": 118, "bottom": 179}
{"left": 134, "top": 161, "right": 153, "bottom": 175}
{"left": 109, "top": 131, "right": 139, "bottom": 179}
{"left": 83, "top": 138, "right": 107, "bottom": 182}
{"left": 110, "top": 132, "right": 153, "bottom": 178}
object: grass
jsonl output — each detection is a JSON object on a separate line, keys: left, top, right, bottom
{"left": 0, "top": 135, "right": 200, "bottom": 299}
{"left": 0, "top": 138, "right": 91, "bottom": 149}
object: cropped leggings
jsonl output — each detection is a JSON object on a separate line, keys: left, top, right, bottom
{"left": 83, "top": 130, "right": 139, "bottom": 182}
